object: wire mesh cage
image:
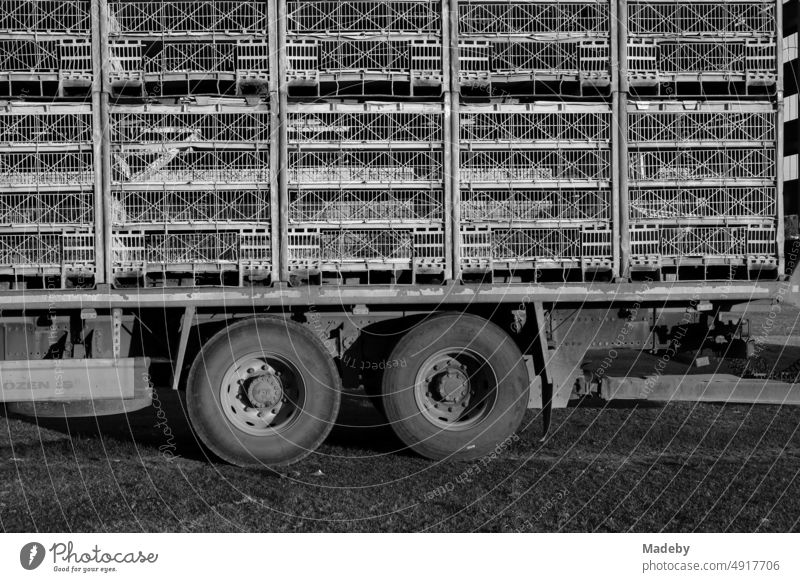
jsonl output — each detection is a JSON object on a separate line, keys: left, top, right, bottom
{"left": 107, "top": 1, "right": 271, "bottom": 35}
{"left": 286, "top": 1, "right": 443, "bottom": 93}
{"left": 110, "top": 188, "right": 270, "bottom": 225}
{"left": 0, "top": 231, "right": 95, "bottom": 276}
{"left": 461, "top": 150, "right": 610, "bottom": 183}
{"left": 627, "top": 148, "right": 774, "bottom": 182}
{"left": 460, "top": 106, "right": 611, "bottom": 144}
{"left": 626, "top": 0, "right": 777, "bottom": 90}
{"left": 287, "top": 105, "right": 443, "bottom": 144}
{"left": 0, "top": 0, "right": 91, "bottom": 33}
{"left": 458, "top": 0, "right": 611, "bottom": 90}
{"left": 111, "top": 228, "right": 271, "bottom": 280}
{"left": 629, "top": 223, "right": 777, "bottom": 268}
{"left": 289, "top": 150, "right": 442, "bottom": 185}
{"left": 0, "top": 191, "right": 93, "bottom": 226}
{"left": 0, "top": 38, "right": 92, "bottom": 95}
{"left": 107, "top": 39, "right": 270, "bottom": 96}
{"left": 627, "top": 104, "right": 776, "bottom": 144}
{"left": 110, "top": 104, "right": 271, "bottom": 144}
{"left": 460, "top": 188, "right": 611, "bottom": 223}
{"left": 0, "top": 151, "right": 94, "bottom": 186}
{"left": 629, "top": 186, "right": 776, "bottom": 221}
{"left": 460, "top": 224, "right": 613, "bottom": 272}
{"left": 289, "top": 188, "right": 443, "bottom": 223}
{"left": 0, "top": 105, "right": 92, "bottom": 145}
{"left": 111, "top": 149, "right": 270, "bottom": 184}
{"left": 287, "top": 225, "right": 445, "bottom": 277}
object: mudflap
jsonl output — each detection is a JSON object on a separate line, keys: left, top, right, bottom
{"left": 3, "top": 357, "right": 152, "bottom": 418}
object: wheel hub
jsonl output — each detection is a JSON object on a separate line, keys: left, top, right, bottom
{"left": 245, "top": 373, "right": 283, "bottom": 409}
{"left": 433, "top": 367, "right": 470, "bottom": 402}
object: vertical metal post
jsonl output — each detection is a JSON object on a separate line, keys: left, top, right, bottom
{"left": 441, "top": 0, "right": 454, "bottom": 282}
{"left": 98, "top": 0, "right": 113, "bottom": 286}
{"left": 268, "top": 0, "right": 281, "bottom": 283}
{"left": 775, "top": 0, "right": 785, "bottom": 275}
{"left": 276, "top": 0, "right": 290, "bottom": 284}
{"left": 617, "top": 0, "right": 631, "bottom": 280}
{"left": 448, "top": 0, "right": 461, "bottom": 282}
{"left": 91, "top": 0, "right": 106, "bottom": 284}
{"left": 610, "top": 0, "right": 621, "bottom": 280}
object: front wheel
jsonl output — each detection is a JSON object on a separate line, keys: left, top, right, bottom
{"left": 381, "top": 313, "right": 529, "bottom": 461}
{"left": 187, "top": 317, "right": 341, "bottom": 467}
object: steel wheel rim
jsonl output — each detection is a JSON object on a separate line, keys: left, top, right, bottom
{"left": 219, "top": 351, "right": 305, "bottom": 436}
{"left": 413, "top": 347, "right": 498, "bottom": 431}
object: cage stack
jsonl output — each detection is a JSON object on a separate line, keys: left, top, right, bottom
{"left": 624, "top": 0, "right": 778, "bottom": 95}
{"left": 456, "top": 0, "right": 615, "bottom": 282}
{"left": 285, "top": 0, "right": 444, "bottom": 97}
{"left": 624, "top": 0, "right": 781, "bottom": 281}
{"left": 0, "top": 1, "right": 96, "bottom": 288}
{"left": 285, "top": 1, "right": 447, "bottom": 284}
{"left": 0, "top": 0, "right": 93, "bottom": 98}
{"left": 107, "top": 1, "right": 275, "bottom": 287}
{"left": 457, "top": 0, "right": 612, "bottom": 96}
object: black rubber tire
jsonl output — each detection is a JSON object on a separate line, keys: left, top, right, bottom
{"left": 381, "top": 313, "right": 529, "bottom": 461}
{"left": 186, "top": 317, "right": 341, "bottom": 467}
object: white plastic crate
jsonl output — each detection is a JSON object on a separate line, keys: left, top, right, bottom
{"left": 112, "top": 228, "right": 271, "bottom": 277}
{"left": 629, "top": 223, "right": 777, "bottom": 268}
{"left": 0, "top": 231, "right": 95, "bottom": 276}
{"left": 107, "top": 39, "right": 269, "bottom": 95}
{"left": 287, "top": 225, "right": 445, "bottom": 274}
{"left": 460, "top": 224, "right": 613, "bottom": 273}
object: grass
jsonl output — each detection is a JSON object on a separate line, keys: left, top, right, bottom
{"left": 2, "top": 389, "right": 799, "bottom": 532}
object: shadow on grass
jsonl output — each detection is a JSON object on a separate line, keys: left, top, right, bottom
{"left": 1, "top": 388, "right": 410, "bottom": 462}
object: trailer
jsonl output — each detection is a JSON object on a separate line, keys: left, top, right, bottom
{"left": 0, "top": 0, "right": 794, "bottom": 467}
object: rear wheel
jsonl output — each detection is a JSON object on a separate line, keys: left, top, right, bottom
{"left": 187, "top": 318, "right": 341, "bottom": 467}
{"left": 381, "top": 313, "right": 529, "bottom": 461}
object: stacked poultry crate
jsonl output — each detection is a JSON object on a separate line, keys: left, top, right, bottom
{"left": 625, "top": 0, "right": 777, "bottom": 94}
{"left": 0, "top": 0, "right": 93, "bottom": 97}
{"left": 285, "top": 0, "right": 444, "bottom": 97}
{"left": 624, "top": 0, "right": 781, "bottom": 280}
{"left": 458, "top": 0, "right": 612, "bottom": 96}
{"left": 285, "top": 1, "right": 446, "bottom": 284}
{"left": 457, "top": 0, "right": 614, "bottom": 282}
{"left": 0, "top": 1, "right": 96, "bottom": 288}
{"left": 107, "top": 1, "right": 275, "bottom": 286}
{"left": 106, "top": 0, "right": 271, "bottom": 97}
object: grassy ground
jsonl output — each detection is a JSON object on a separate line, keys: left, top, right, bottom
{"left": 1, "top": 389, "right": 799, "bottom": 532}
